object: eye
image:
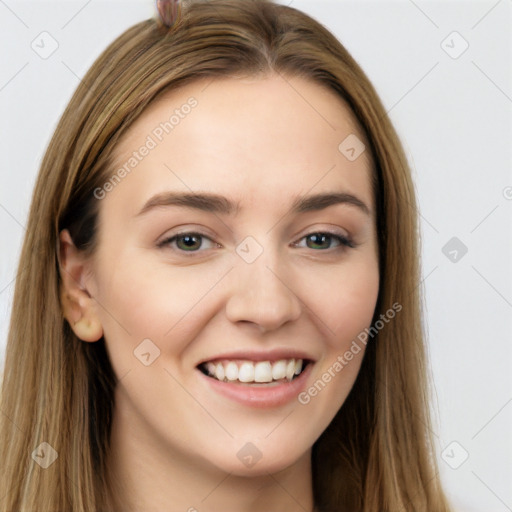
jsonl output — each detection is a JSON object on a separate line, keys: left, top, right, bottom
{"left": 157, "top": 230, "right": 355, "bottom": 255}
{"left": 293, "top": 231, "right": 355, "bottom": 251}
{"left": 158, "top": 232, "right": 218, "bottom": 253}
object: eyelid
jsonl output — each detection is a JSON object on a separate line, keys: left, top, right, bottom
{"left": 292, "top": 230, "right": 355, "bottom": 250}
{"left": 157, "top": 230, "right": 218, "bottom": 250}
{"left": 157, "top": 226, "right": 356, "bottom": 254}
{"left": 157, "top": 225, "right": 217, "bottom": 245}
{"left": 293, "top": 224, "right": 351, "bottom": 242}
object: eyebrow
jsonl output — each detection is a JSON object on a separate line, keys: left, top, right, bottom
{"left": 136, "top": 191, "right": 371, "bottom": 217}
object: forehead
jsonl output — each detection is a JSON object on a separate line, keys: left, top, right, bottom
{"left": 107, "top": 74, "right": 374, "bottom": 216}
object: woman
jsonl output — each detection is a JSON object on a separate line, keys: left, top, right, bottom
{"left": 0, "top": 0, "right": 452, "bottom": 510}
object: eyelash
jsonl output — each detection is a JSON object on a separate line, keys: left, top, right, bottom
{"left": 157, "top": 230, "right": 356, "bottom": 255}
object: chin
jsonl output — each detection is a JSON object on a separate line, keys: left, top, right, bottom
{"left": 200, "top": 438, "right": 312, "bottom": 477}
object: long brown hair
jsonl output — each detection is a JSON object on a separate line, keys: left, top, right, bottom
{"left": 0, "top": 1, "right": 451, "bottom": 510}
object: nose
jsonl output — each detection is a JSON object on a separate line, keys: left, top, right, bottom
{"left": 225, "top": 251, "right": 302, "bottom": 333}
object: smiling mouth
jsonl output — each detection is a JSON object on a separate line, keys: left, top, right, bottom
{"left": 198, "top": 358, "right": 311, "bottom": 386}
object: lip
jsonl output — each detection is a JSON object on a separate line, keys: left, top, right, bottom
{"left": 196, "top": 348, "right": 316, "bottom": 366}
{"left": 196, "top": 361, "right": 313, "bottom": 408}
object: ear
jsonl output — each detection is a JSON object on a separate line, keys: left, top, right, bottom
{"left": 58, "top": 229, "right": 103, "bottom": 342}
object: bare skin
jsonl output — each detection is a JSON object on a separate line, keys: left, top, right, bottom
{"left": 59, "top": 73, "right": 379, "bottom": 512}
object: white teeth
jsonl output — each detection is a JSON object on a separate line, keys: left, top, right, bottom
{"left": 202, "top": 358, "right": 305, "bottom": 384}
{"left": 286, "top": 360, "right": 295, "bottom": 381}
{"left": 225, "top": 361, "right": 238, "bottom": 381}
{"left": 215, "top": 363, "right": 225, "bottom": 382}
{"left": 238, "top": 362, "right": 255, "bottom": 383}
{"left": 254, "top": 361, "right": 273, "bottom": 383}
{"left": 271, "top": 360, "right": 287, "bottom": 380}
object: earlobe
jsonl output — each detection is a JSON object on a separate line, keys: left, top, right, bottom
{"left": 72, "top": 316, "right": 104, "bottom": 342}
{"left": 60, "top": 287, "right": 104, "bottom": 342}
{"left": 58, "top": 229, "right": 104, "bottom": 342}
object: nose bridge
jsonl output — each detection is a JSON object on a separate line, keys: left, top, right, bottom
{"left": 225, "top": 236, "right": 302, "bottom": 331}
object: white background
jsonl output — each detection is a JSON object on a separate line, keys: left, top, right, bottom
{"left": 1, "top": 1, "right": 511, "bottom": 511}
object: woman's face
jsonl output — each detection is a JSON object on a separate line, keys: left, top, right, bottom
{"left": 84, "top": 74, "right": 379, "bottom": 476}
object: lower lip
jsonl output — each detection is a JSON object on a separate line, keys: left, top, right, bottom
{"left": 197, "top": 363, "right": 313, "bottom": 408}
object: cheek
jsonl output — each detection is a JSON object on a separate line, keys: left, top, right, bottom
{"left": 304, "top": 255, "right": 380, "bottom": 346}
{"left": 298, "top": 266, "right": 379, "bottom": 420}
{"left": 92, "top": 256, "right": 230, "bottom": 371}
{"left": 298, "top": 254, "right": 379, "bottom": 406}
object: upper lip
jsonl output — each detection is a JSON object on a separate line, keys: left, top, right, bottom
{"left": 197, "top": 348, "right": 316, "bottom": 366}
